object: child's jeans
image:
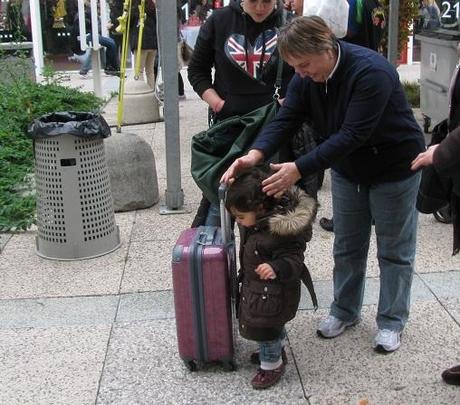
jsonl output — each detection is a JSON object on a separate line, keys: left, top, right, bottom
{"left": 258, "top": 328, "right": 286, "bottom": 369}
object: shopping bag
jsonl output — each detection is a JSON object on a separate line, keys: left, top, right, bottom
{"left": 191, "top": 102, "right": 278, "bottom": 205}
{"left": 303, "top": 0, "right": 349, "bottom": 38}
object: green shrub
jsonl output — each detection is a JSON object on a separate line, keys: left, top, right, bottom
{"left": 403, "top": 81, "right": 420, "bottom": 108}
{"left": 0, "top": 65, "right": 104, "bottom": 231}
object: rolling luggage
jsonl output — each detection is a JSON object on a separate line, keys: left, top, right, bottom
{"left": 171, "top": 185, "right": 237, "bottom": 371}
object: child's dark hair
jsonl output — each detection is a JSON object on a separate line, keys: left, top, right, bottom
{"left": 225, "top": 166, "right": 278, "bottom": 214}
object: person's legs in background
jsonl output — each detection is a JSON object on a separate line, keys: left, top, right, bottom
{"left": 133, "top": 49, "right": 156, "bottom": 88}
{"left": 79, "top": 47, "right": 92, "bottom": 76}
{"left": 319, "top": 172, "right": 334, "bottom": 232}
{"left": 133, "top": 49, "right": 146, "bottom": 79}
{"left": 178, "top": 71, "right": 185, "bottom": 99}
{"left": 109, "top": 31, "right": 122, "bottom": 62}
{"left": 204, "top": 203, "right": 220, "bottom": 226}
{"left": 99, "top": 35, "right": 119, "bottom": 73}
{"left": 144, "top": 49, "right": 157, "bottom": 88}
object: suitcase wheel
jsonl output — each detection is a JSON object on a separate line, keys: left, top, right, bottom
{"left": 184, "top": 360, "right": 197, "bottom": 372}
{"left": 222, "top": 360, "right": 237, "bottom": 372}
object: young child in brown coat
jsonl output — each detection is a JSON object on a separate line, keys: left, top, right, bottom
{"left": 225, "top": 166, "right": 317, "bottom": 389}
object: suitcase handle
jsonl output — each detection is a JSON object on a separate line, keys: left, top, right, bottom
{"left": 218, "top": 183, "right": 239, "bottom": 308}
{"left": 218, "top": 183, "right": 232, "bottom": 245}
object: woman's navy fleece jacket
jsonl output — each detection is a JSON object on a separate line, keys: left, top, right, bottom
{"left": 252, "top": 41, "right": 426, "bottom": 185}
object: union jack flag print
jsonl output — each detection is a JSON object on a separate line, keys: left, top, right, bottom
{"left": 225, "top": 29, "right": 278, "bottom": 80}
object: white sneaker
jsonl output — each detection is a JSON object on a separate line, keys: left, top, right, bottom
{"left": 317, "top": 315, "right": 360, "bottom": 338}
{"left": 374, "top": 329, "right": 401, "bottom": 353}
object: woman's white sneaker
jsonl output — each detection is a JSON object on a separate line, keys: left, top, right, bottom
{"left": 317, "top": 315, "right": 360, "bottom": 338}
{"left": 374, "top": 329, "right": 401, "bottom": 353}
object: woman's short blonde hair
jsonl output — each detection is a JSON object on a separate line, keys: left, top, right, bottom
{"left": 278, "top": 16, "right": 338, "bottom": 59}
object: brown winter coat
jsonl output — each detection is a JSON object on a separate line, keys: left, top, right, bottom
{"left": 433, "top": 126, "right": 460, "bottom": 255}
{"left": 238, "top": 187, "right": 317, "bottom": 342}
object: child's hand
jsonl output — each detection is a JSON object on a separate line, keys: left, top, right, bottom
{"left": 255, "top": 263, "right": 276, "bottom": 280}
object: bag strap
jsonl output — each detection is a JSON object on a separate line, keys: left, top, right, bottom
{"left": 301, "top": 264, "right": 318, "bottom": 311}
{"left": 273, "top": 10, "right": 287, "bottom": 100}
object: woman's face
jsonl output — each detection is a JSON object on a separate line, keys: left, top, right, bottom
{"left": 241, "top": 0, "right": 276, "bottom": 23}
{"left": 284, "top": 50, "right": 337, "bottom": 82}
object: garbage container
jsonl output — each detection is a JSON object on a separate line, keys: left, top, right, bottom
{"left": 416, "top": 29, "right": 460, "bottom": 130}
{"left": 28, "top": 112, "right": 121, "bottom": 260}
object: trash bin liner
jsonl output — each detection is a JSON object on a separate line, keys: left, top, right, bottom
{"left": 28, "top": 111, "right": 111, "bottom": 139}
{"left": 30, "top": 111, "right": 120, "bottom": 260}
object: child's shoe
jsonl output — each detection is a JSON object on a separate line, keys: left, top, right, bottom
{"left": 251, "top": 363, "right": 285, "bottom": 390}
{"left": 250, "top": 347, "right": 288, "bottom": 365}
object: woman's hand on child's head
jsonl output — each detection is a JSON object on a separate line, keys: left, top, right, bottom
{"left": 220, "top": 149, "right": 264, "bottom": 184}
{"left": 255, "top": 263, "right": 277, "bottom": 280}
{"left": 262, "top": 162, "right": 301, "bottom": 198}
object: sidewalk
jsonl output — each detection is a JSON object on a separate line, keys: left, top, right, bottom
{"left": 0, "top": 67, "right": 459, "bottom": 405}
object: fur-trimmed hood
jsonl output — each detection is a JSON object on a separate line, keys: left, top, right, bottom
{"left": 260, "top": 187, "right": 318, "bottom": 236}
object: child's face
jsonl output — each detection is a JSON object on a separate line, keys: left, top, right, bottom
{"left": 230, "top": 207, "right": 257, "bottom": 227}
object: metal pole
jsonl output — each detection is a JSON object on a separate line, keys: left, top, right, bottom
{"left": 387, "top": 0, "right": 399, "bottom": 66}
{"left": 90, "top": 0, "right": 102, "bottom": 97}
{"left": 29, "top": 0, "right": 44, "bottom": 81}
{"left": 100, "top": 0, "right": 109, "bottom": 37}
{"left": 157, "top": 0, "right": 185, "bottom": 212}
{"left": 78, "top": 0, "right": 87, "bottom": 53}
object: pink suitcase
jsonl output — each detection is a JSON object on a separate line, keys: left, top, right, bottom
{"left": 171, "top": 188, "right": 236, "bottom": 371}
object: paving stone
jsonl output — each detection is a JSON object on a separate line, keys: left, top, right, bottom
{"left": 0, "top": 233, "right": 127, "bottom": 299}
{"left": 298, "top": 275, "right": 435, "bottom": 310}
{"left": 130, "top": 206, "right": 196, "bottom": 242}
{"left": 117, "top": 291, "right": 175, "bottom": 322}
{"left": 0, "top": 295, "right": 118, "bottom": 328}
{"left": 96, "top": 319, "right": 306, "bottom": 405}
{"left": 288, "top": 302, "right": 460, "bottom": 404}
{"left": 419, "top": 270, "right": 460, "bottom": 299}
{"left": 0, "top": 325, "right": 110, "bottom": 405}
{"left": 440, "top": 297, "right": 460, "bottom": 325}
{"left": 121, "top": 240, "right": 175, "bottom": 293}
{"left": 0, "top": 233, "right": 12, "bottom": 253}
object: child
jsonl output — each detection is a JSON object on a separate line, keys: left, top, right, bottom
{"left": 225, "top": 166, "right": 318, "bottom": 390}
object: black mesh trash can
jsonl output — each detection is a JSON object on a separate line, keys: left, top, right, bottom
{"left": 28, "top": 112, "right": 121, "bottom": 260}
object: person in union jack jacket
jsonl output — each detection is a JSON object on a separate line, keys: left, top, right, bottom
{"left": 188, "top": 0, "right": 294, "bottom": 226}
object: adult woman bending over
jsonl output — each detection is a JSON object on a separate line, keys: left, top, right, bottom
{"left": 223, "top": 16, "right": 425, "bottom": 353}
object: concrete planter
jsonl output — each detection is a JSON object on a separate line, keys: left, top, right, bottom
{"left": 0, "top": 41, "right": 35, "bottom": 84}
